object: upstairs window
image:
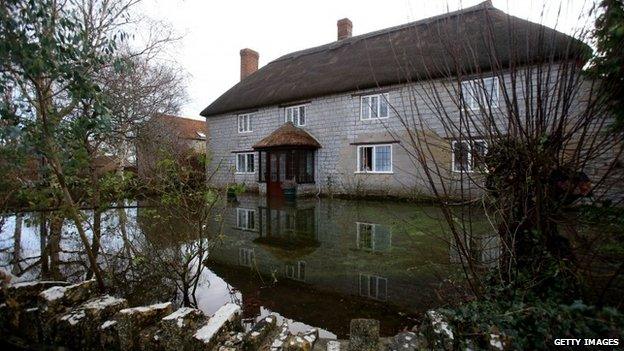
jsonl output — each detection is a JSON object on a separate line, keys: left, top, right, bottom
{"left": 236, "top": 152, "right": 255, "bottom": 173}
{"left": 285, "top": 105, "right": 306, "bottom": 126}
{"left": 238, "top": 114, "right": 253, "bottom": 133}
{"left": 361, "top": 93, "right": 389, "bottom": 120}
{"left": 452, "top": 140, "right": 488, "bottom": 173}
{"left": 461, "top": 77, "right": 499, "bottom": 110}
{"left": 357, "top": 144, "right": 392, "bottom": 173}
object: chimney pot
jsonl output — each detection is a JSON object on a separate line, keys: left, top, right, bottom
{"left": 240, "top": 48, "right": 259, "bottom": 81}
{"left": 337, "top": 18, "right": 352, "bottom": 40}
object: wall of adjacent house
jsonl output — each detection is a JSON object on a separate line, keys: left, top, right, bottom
{"left": 205, "top": 64, "right": 604, "bottom": 199}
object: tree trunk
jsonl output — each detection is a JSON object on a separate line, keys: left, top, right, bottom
{"left": 39, "top": 211, "right": 49, "bottom": 279}
{"left": 11, "top": 213, "right": 23, "bottom": 275}
{"left": 48, "top": 215, "right": 63, "bottom": 280}
{"left": 48, "top": 156, "right": 105, "bottom": 290}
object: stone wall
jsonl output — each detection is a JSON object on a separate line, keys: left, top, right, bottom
{"left": 0, "top": 279, "right": 316, "bottom": 350}
{"left": 204, "top": 67, "right": 554, "bottom": 198}
{"left": 0, "top": 278, "right": 506, "bottom": 350}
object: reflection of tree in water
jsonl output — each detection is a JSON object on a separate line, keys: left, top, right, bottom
{"left": 1, "top": 198, "right": 225, "bottom": 310}
{"left": 105, "top": 201, "right": 224, "bottom": 309}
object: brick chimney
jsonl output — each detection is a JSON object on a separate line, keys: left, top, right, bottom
{"left": 240, "top": 48, "right": 259, "bottom": 81}
{"left": 337, "top": 18, "right": 352, "bottom": 40}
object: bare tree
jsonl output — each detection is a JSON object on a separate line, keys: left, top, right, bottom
{"left": 364, "top": 1, "right": 623, "bottom": 296}
{"left": 0, "top": 0, "right": 184, "bottom": 289}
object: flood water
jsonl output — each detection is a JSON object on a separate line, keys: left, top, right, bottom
{"left": 0, "top": 195, "right": 496, "bottom": 338}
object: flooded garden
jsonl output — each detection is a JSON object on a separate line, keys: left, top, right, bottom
{"left": 0, "top": 195, "right": 496, "bottom": 338}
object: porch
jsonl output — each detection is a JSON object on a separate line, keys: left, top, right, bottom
{"left": 252, "top": 122, "right": 321, "bottom": 198}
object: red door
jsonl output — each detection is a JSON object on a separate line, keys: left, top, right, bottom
{"left": 266, "top": 152, "right": 283, "bottom": 198}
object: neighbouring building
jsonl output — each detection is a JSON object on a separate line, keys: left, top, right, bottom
{"left": 200, "top": 1, "right": 593, "bottom": 199}
{"left": 136, "top": 114, "right": 207, "bottom": 181}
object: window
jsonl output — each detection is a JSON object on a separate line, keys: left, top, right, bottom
{"left": 360, "top": 93, "right": 389, "bottom": 120}
{"left": 237, "top": 114, "right": 253, "bottom": 133}
{"left": 285, "top": 105, "right": 306, "bottom": 126}
{"left": 356, "top": 222, "right": 392, "bottom": 251}
{"left": 286, "top": 261, "right": 306, "bottom": 281}
{"left": 357, "top": 144, "right": 392, "bottom": 173}
{"left": 461, "top": 77, "right": 499, "bottom": 109}
{"left": 236, "top": 208, "right": 256, "bottom": 230}
{"left": 258, "top": 150, "right": 314, "bottom": 183}
{"left": 452, "top": 140, "right": 488, "bottom": 173}
{"left": 359, "top": 273, "right": 387, "bottom": 301}
{"left": 239, "top": 248, "right": 254, "bottom": 267}
{"left": 236, "top": 153, "right": 255, "bottom": 173}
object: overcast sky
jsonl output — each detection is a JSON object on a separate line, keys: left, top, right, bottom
{"left": 137, "top": 0, "right": 593, "bottom": 120}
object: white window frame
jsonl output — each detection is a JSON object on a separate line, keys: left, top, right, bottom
{"left": 461, "top": 77, "right": 499, "bottom": 110}
{"left": 286, "top": 261, "right": 306, "bottom": 281}
{"left": 451, "top": 139, "right": 488, "bottom": 173}
{"left": 236, "top": 208, "right": 256, "bottom": 230}
{"left": 285, "top": 104, "right": 307, "bottom": 126}
{"left": 356, "top": 222, "right": 392, "bottom": 251}
{"left": 356, "top": 144, "right": 393, "bottom": 173}
{"left": 235, "top": 152, "right": 255, "bottom": 174}
{"left": 239, "top": 248, "right": 255, "bottom": 267}
{"left": 237, "top": 114, "right": 253, "bottom": 133}
{"left": 360, "top": 93, "right": 390, "bottom": 120}
{"left": 358, "top": 273, "right": 388, "bottom": 301}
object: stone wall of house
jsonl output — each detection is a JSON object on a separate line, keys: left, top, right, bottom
{"left": 205, "top": 65, "right": 608, "bottom": 199}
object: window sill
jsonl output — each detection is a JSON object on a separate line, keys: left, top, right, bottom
{"left": 233, "top": 227, "right": 258, "bottom": 232}
{"left": 238, "top": 131, "right": 253, "bottom": 134}
{"left": 285, "top": 121, "right": 306, "bottom": 127}
{"left": 354, "top": 171, "right": 394, "bottom": 174}
{"left": 451, "top": 170, "right": 488, "bottom": 174}
{"left": 360, "top": 116, "right": 390, "bottom": 122}
{"left": 235, "top": 172, "right": 256, "bottom": 175}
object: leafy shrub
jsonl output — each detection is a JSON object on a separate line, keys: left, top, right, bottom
{"left": 439, "top": 295, "right": 623, "bottom": 350}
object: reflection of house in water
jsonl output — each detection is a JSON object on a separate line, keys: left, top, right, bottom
{"left": 356, "top": 222, "right": 391, "bottom": 252}
{"left": 359, "top": 273, "right": 387, "bottom": 301}
{"left": 206, "top": 195, "right": 453, "bottom": 336}
{"left": 449, "top": 234, "right": 501, "bottom": 268}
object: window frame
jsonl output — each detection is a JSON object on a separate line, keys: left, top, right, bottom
{"left": 461, "top": 77, "right": 500, "bottom": 110}
{"left": 356, "top": 222, "right": 392, "bottom": 251}
{"left": 237, "top": 114, "right": 253, "bottom": 133}
{"left": 235, "top": 152, "right": 255, "bottom": 174}
{"left": 285, "top": 104, "right": 307, "bottom": 126}
{"left": 358, "top": 273, "right": 388, "bottom": 301}
{"left": 356, "top": 222, "right": 376, "bottom": 251}
{"left": 356, "top": 144, "right": 393, "bottom": 174}
{"left": 360, "top": 93, "right": 390, "bottom": 120}
{"left": 451, "top": 139, "right": 488, "bottom": 173}
{"left": 238, "top": 248, "right": 255, "bottom": 267}
{"left": 286, "top": 260, "right": 306, "bottom": 281}
{"left": 236, "top": 208, "right": 256, "bottom": 231}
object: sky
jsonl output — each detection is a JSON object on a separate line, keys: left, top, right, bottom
{"left": 137, "top": 0, "right": 593, "bottom": 120}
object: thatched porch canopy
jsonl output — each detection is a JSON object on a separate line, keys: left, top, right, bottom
{"left": 252, "top": 122, "right": 321, "bottom": 150}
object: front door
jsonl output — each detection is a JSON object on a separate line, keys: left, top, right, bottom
{"left": 266, "top": 151, "right": 284, "bottom": 198}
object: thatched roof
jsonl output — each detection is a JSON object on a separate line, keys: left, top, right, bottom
{"left": 144, "top": 114, "right": 207, "bottom": 140}
{"left": 252, "top": 122, "right": 321, "bottom": 149}
{"left": 200, "top": 1, "right": 589, "bottom": 118}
